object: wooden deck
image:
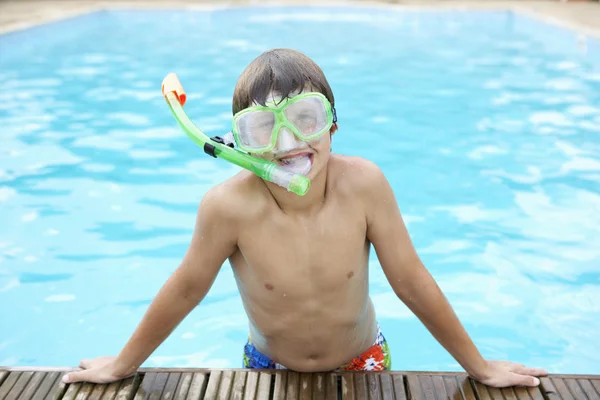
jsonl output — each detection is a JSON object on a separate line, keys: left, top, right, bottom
{"left": 1, "top": 368, "right": 599, "bottom": 400}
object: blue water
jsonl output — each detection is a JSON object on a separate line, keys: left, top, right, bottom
{"left": 1, "top": 7, "right": 599, "bottom": 374}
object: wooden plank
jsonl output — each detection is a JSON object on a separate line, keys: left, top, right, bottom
{"left": 418, "top": 375, "right": 437, "bottom": 400}
{"left": 354, "top": 374, "right": 368, "bottom": 400}
{"left": 161, "top": 372, "right": 180, "bottom": 400}
{"left": 0, "top": 370, "right": 9, "bottom": 386}
{"left": 592, "top": 379, "right": 600, "bottom": 396}
{"left": 0, "top": 372, "right": 22, "bottom": 399}
{"left": 392, "top": 374, "right": 407, "bottom": 400}
{"left": 114, "top": 375, "right": 140, "bottom": 400}
{"left": 564, "top": 378, "right": 588, "bottom": 400}
{"left": 471, "top": 380, "right": 493, "bottom": 400}
{"left": 44, "top": 372, "right": 68, "bottom": 400}
{"left": 324, "top": 373, "right": 337, "bottom": 400}
{"left": 216, "top": 370, "right": 233, "bottom": 400}
{"left": 487, "top": 386, "right": 504, "bottom": 399}
{"left": 458, "top": 376, "right": 477, "bottom": 400}
{"left": 6, "top": 372, "right": 34, "bottom": 400}
{"left": 74, "top": 382, "right": 97, "bottom": 400}
{"left": 299, "top": 373, "right": 311, "bottom": 400}
{"left": 284, "top": 371, "right": 298, "bottom": 400}
{"left": 149, "top": 372, "right": 169, "bottom": 400}
{"left": 87, "top": 383, "right": 108, "bottom": 400}
{"left": 133, "top": 372, "right": 156, "bottom": 400}
{"left": 406, "top": 375, "right": 424, "bottom": 400}
{"left": 243, "top": 371, "right": 259, "bottom": 400}
{"left": 367, "top": 374, "right": 381, "bottom": 400}
{"left": 500, "top": 387, "right": 518, "bottom": 400}
{"left": 173, "top": 373, "right": 193, "bottom": 399}
{"left": 552, "top": 377, "right": 576, "bottom": 399}
{"left": 379, "top": 374, "right": 394, "bottom": 400}
{"left": 549, "top": 375, "right": 600, "bottom": 381}
{"left": 526, "top": 386, "right": 546, "bottom": 400}
{"left": 31, "top": 372, "right": 60, "bottom": 400}
{"left": 231, "top": 370, "right": 247, "bottom": 400}
{"left": 312, "top": 373, "right": 325, "bottom": 400}
{"left": 513, "top": 386, "right": 538, "bottom": 400}
{"left": 442, "top": 375, "right": 460, "bottom": 399}
{"left": 13, "top": 371, "right": 44, "bottom": 400}
{"left": 203, "top": 370, "right": 222, "bottom": 399}
{"left": 186, "top": 373, "right": 208, "bottom": 400}
{"left": 135, "top": 372, "right": 169, "bottom": 400}
{"left": 256, "top": 372, "right": 271, "bottom": 400}
{"left": 578, "top": 379, "right": 600, "bottom": 400}
{"left": 431, "top": 375, "right": 448, "bottom": 400}
{"left": 61, "top": 383, "right": 82, "bottom": 400}
{"left": 541, "top": 376, "right": 561, "bottom": 399}
{"left": 340, "top": 373, "right": 355, "bottom": 400}
{"left": 98, "top": 381, "right": 120, "bottom": 400}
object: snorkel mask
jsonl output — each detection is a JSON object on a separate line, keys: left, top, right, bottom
{"left": 161, "top": 73, "right": 312, "bottom": 196}
{"left": 232, "top": 91, "right": 336, "bottom": 154}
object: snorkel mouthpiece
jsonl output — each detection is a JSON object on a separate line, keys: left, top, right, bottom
{"left": 266, "top": 165, "right": 311, "bottom": 197}
{"left": 289, "top": 174, "right": 311, "bottom": 197}
{"left": 161, "top": 73, "right": 310, "bottom": 196}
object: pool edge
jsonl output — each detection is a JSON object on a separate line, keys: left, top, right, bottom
{"left": 1, "top": 1, "right": 600, "bottom": 39}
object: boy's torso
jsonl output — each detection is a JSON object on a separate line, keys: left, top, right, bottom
{"left": 222, "top": 155, "right": 380, "bottom": 372}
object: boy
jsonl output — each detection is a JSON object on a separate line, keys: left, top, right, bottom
{"left": 62, "top": 48, "right": 547, "bottom": 388}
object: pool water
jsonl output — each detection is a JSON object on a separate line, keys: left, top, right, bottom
{"left": 1, "top": 6, "right": 599, "bottom": 374}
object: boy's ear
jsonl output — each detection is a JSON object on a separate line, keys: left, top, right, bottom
{"left": 330, "top": 123, "right": 338, "bottom": 136}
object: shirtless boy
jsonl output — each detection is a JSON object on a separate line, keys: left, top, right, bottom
{"left": 62, "top": 48, "right": 547, "bottom": 388}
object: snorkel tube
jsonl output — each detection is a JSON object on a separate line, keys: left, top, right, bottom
{"left": 161, "top": 73, "right": 311, "bottom": 196}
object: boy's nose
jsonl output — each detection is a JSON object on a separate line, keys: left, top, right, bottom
{"left": 275, "top": 126, "right": 300, "bottom": 151}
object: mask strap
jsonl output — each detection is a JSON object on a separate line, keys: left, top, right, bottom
{"left": 221, "top": 131, "right": 236, "bottom": 147}
{"left": 205, "top": 132, "right": 236, "bottom": 157}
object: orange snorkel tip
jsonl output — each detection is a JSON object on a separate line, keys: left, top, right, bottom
{"left": 161, "top": 72, "right": 187, "bottom": 106}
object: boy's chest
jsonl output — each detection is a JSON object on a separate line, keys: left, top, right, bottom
{"left": 234, "top": 206, "right": 369, "bottom": 290}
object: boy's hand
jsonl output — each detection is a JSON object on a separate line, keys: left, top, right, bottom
{"left": 471, "top": 360, "right": 548, "bottom": 388}
{"left": 62, "top": 356, "right": 134, "bottom": 384}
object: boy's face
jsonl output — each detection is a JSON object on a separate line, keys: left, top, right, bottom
{"left": 243, "top": 88, "right": 336, "bottom": 180}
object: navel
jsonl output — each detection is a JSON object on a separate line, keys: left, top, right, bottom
{"left": 265, "top": 283, "right": 274, "bottom": 291}
{"left": 347, "top": 271, "right": 354, "bottom": 279}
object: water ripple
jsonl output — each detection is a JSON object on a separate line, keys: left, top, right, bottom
{"left": 0, "top": 7, "right": 599, "bottom": 373}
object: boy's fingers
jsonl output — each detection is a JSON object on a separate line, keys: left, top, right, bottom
{"left": 62, "top": 369, "right": 99, "bottom": 384}
{"left": 523, "top": 367, "right": 548, "bottom": 377}
{"left": 513, "top": 365, "right": 548, "bottom": 377}
{"left": 510, "top": 373, "right": 540, "bottom": 387}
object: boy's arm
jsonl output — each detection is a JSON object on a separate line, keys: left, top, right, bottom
{"left": 361, "top": 161, "right": 547, "bottom": 388}
{"left": 63, "top": 186, "right": 238, "bottom": 384}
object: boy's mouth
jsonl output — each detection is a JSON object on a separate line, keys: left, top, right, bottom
{"left": 276, "top": 152, "right": 313, "bottom": 175}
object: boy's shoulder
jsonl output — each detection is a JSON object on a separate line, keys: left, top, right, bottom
{"left": 329, "top": 154, "right": 388, "bottom": 195}
{"left": 198, "top": 170, "right": 269, "bottom": 222}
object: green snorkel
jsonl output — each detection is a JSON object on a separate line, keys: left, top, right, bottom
{"left": 161, "top": 73, "right": 311, "bottom": 196}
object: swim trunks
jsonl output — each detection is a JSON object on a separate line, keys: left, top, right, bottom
{"left": 242, "top": 325, "right": 391, "bottom": 371}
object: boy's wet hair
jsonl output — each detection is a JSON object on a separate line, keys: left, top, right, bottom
{"left": 232, "top": 48, "right": 335, "bottom": 115}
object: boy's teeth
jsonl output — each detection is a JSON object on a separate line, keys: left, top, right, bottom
{"left": 278, "top": 154, "right": 312, "bottom": 175}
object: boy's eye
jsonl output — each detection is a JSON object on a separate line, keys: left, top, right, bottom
{"left": 296, "top": 114, "right": 316, "bottom": 126}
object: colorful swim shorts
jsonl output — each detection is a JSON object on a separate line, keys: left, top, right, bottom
{"left": 242, "top": 326, "right": 391, "bottom": 371}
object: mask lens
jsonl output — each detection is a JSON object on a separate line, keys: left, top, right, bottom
{"left": 283, "top": 96, "right": 329, "bottom": 138}
{"left": 235, "top": 110, "right": 276, "bottom": 149}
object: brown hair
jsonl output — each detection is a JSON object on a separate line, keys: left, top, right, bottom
{"left": 232, "top": 48, "right": 335, "bottom": 115}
